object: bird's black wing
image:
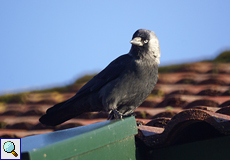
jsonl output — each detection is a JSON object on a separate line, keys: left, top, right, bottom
{"left": 46, "top": 53, "right": 133, "bottom": 113}
{"left": 71, "top": 54, "right": 132, "bottom": 99}
{"left": 42, "top": 54, "right": 132, "bottom": 125}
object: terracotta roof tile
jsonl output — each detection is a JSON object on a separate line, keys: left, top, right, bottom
{"left": 222, "top": 90, "right": 230, "bottom": 96}
{"left": 1, "top": 110, "right": 23, "bottom": 116}
{"left": 19, "top": 109, "right": 44, "bottom": 116}
{"left": 54, "top": 123, "right": 82, "bottom": 131}
{"left": 184, "top": 99, "right": 219, "bottom": 109}
{"left": 216, "top": 106, "right": 230, "bottom": 116}
{"left": 155, "top": 96, "right": 188, "bottom": 108}
{"left": 30, "top": 123, "right": 55, "bottom": 130}
{"left": 136, "top": 109, "right": 230, "bottom": 148}
{"left": 176, "top": 78, "right": 197, "bottom": 85}
{"left": 134, "top": 111, "right": 153, "bottom": 119}
{"left": 145, "top": 117, "right": 171, "bottom": 128}
{"left": 198, "top": 78, "right": 227, "bottom": 85}
{"left": 166, "top": 90, "right": 194, "bottom": 96}
{"left": 6, "top": 122, "right": 34, "bottom": 130}
{"left": 197, "top": 89, "right": 222, "bottom": 96}
{"left": 140, "top": 99, "right": 158, "bottom": 108}
{"left": 205, "top": 96, "right": 230, "bottom": 105}
{"left": 136, "top": 107, "right": 182, "bottom": 117}
{"left": 219, "top": 100, "right": 230, "bottom": 108}
{"left": 150, "top": 111, "right": 178, "bottom": 119}
{"left": 193, "top": 106, "right": 220, "bottom": 112}
{"left": 91, "top": 112, "right": 109, "bottom": 119}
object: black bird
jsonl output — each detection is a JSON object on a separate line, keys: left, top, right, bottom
{"left": 39, "top": 29, "right": 160, "bottom": 126}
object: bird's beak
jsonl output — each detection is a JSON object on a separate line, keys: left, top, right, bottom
{"left": 130, "top": 37, "right": 143, "bottom": 46}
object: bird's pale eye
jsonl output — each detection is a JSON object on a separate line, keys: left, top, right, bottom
{"left": 144, "top": 40, "right": 149, "bottom": 43}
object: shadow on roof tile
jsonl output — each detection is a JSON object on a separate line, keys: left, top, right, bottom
{"left": 156, "top": 78, "right": 171, "bottom": 84}
{"left": 197, "top": 89, "right": 222, "bottom": 96}
{"left": 140, "top": 100, "right": 157, "bottom": 108}
{"left": 216, "top": 106, "right": 230, "bottom": 116}
{"left": 175, "top": 79, "right": 197, "bottom": 85}
{"left": 27, "top": 100, "right": 57, "bottom": 105}
{"left": 150, "top": 111, "right": 178, "bottom": 119}
{"left": 193, "top": 106, "right": 220, "bottom": 112}
{"left": 145, "top": 117, "right": 171, "bottom": 128}
{"left": 6, "top": 122, "right": 33, "bottom": 130}
{"left": 30, "top": 123, "right": 55, "bottom": 130}
{"left": 134, "top": 111, "right": 152, "bottom": 119}
{"left": 198, "top": 78, "right": 227, "bottom": 85}
{"left": 92, "top": 112, "right": 109, "bottom": 119}
{"left": 1, "top": 110, "right": 23, "bottom": 116}
{"left": 155, "top": 96, "right": 187, "bottom": 108}
{"left": 222, "top": 90, "right": 230, "bottom": 96}
{"left": 166, "top": 90, "right": 194, "bottom": 97}
{"left": 219, "top": 100, "right": 230, "bottom": 108}
{"left": 183, "top": 99, "right": 219, "bottom": 109}
{"left": 19, "top": 109, "right": 44, "bottom": 116}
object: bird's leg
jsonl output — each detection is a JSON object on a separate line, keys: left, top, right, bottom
{"left": 107, "top": 110, "right": 114, "bottom": 120}
{"left": 107, "top": 109, "right": 123, "bottom": 120}
{"left": 112, "top": 109, "right": 123, "bottom": 119}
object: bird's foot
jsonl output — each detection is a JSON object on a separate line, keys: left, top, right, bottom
{"left": 107, "top": 110, "right": 114, "bottom": 120}
{"left": 107, "top": 109, "right": 123, "bottom": 120}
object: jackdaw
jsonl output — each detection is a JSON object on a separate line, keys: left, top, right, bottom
{"left": 39, "top": 29, "right": 160, "bottom": 126}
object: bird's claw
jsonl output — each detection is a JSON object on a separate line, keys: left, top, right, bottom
{"left": 107, "top": 109, "right": 123, "bottom": 120}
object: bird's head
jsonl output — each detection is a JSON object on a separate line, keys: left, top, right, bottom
{"left": 130, "top": 29, "right": 161, "bottom": 64}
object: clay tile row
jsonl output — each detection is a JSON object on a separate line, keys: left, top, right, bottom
{"left": 154, "top": 96, "right": 230, "bottom": 109}
{"left": 158, "top": 77, "right": 229, "bottom": 85}
{"left": 136, "top": 109, "right": 230, "bottom": 149}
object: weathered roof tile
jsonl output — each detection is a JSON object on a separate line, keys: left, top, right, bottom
{"left": 136, "top": 109, "right": 230, "bottom": 148}
{"left": 145, "top": 117, "right": 171, "bottom": 128}
{"left": 184, "top": 99, "right": 219, "bottom": 109}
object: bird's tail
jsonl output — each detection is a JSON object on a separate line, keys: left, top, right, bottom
{"left": 39, "top": 100, "right": 86, "bottom": 126}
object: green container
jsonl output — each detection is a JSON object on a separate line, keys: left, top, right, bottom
{"left": 21, "top": 117, "right": 137, "bottom": 160}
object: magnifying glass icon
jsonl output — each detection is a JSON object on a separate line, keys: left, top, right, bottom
{"left": 3, "top": 141, "right": 18, "bottom": 157}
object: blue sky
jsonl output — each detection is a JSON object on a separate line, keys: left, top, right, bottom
{"left": 0, "top": 1, "right": 230, "bottom": 94}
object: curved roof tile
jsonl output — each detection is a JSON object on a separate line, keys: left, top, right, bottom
{"left": 137, "top": 109, "right": 230, "bottom": 148}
